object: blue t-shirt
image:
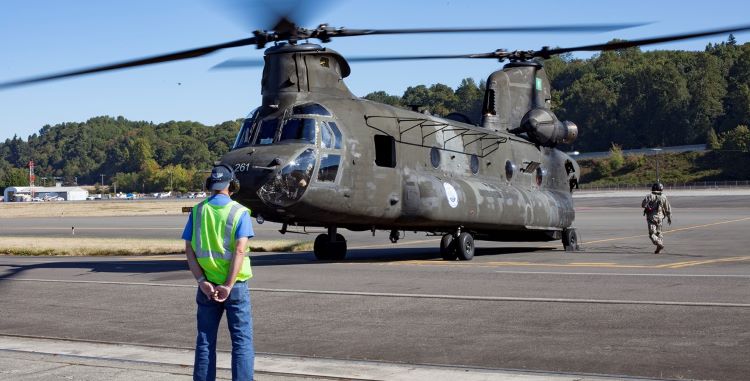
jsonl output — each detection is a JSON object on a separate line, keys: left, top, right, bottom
{"left": 182, "top": 194, "right": 254, "bottom": 241}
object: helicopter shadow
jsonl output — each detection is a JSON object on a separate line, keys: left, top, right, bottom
{"left": 0, "top": 246, "right": 558, "bottom": 283}
{"left": 256, "top": 246, "right": 557, "bottom": 265}
{"left": 0, "top": 258, "right": 189, "bottom": 284}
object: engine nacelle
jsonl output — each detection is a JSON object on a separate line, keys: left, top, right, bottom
{"left": 511, "top": 108, "right": 578, "bottom": 147}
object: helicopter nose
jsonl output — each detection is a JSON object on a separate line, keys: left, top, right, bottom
{"left": 257, "top": 148, "right": 316, "bottom": 207}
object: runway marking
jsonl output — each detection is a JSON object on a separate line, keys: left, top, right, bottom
{"left": 1, "top": 278, "right": 748, "bottom": 308}
{"left": 391, "top": 256, "right": 750, "bottom": 269}
{"left": 348, "top": 238, "right": 440, "bottom": 250}
{"left": 582, "top": 216, "right": 750, "bottom": 245}
{"left": 491, "top": 270, "right": 750, "bottom": 278}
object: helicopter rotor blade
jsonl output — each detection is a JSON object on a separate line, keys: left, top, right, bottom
{"left": 533, "top": 23, "right": 750, "bottom": 58}
{"left": 0, "top": 37, "right": 257, "bottom": 90}
{"left": 331, "top": 23, "right": 650, "bottom": 37}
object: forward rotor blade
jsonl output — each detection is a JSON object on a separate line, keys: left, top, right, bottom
{"left": 211, "top": 52, "right": 502, "bottom": 69}
{"left": 0, "top": 37, "right": 257, "bottom": 90}
{"left": 332, "top": 23, "right": 650, "bottom": 37}
{"left": 537, "top": 23, "right": 750, "bottom": 57}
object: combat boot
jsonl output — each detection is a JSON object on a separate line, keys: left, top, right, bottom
{"left": 655, "top": 244, "right": 664, "bottom": 254}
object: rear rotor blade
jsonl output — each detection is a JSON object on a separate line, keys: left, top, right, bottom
{"left": 535, "top": 23, "right": 750, "bottom": 57}
{"left": 0, "top": 37, "right": 257, "bottom": 90}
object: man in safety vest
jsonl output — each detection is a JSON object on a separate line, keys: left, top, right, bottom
{"left": 183, "top": 164, "right": 254, "bottom": 381}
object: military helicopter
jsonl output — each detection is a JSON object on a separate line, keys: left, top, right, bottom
{"left": 3, "top": 3, "right": 750, "bottom": 261}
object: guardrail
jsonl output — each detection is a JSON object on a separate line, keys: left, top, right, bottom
{"left": 578, "top": 180, "right": 750, "bottom": 191}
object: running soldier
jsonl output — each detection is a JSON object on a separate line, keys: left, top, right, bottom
{"left": 642, "top": 183, "right": 672, "bottom": 253}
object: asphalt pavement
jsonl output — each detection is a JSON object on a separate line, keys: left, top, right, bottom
{"left": 1, "top": 191, "right": 749, "bottom": 380}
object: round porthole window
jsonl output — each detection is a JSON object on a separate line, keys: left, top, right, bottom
{"left": 470, "top": 155, "right": 479, "bottom": 174}
{"left": 536, "top": 167, "right": 545, "bottom": 186}
{"left": 505, "top": 160, "right": 515, "bottom": 181}
{"left": 430, "top": 147, "right": 441, "bottom": 168}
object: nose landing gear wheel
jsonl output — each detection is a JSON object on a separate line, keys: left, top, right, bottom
{"left": 314, "top": 233, "right": 348, "bottom": 260}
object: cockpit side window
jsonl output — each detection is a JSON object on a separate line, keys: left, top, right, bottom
{"left": 320, "top": 121, "right": 333, "bottom": 149}
{"left": 233, "top": 108, "right": 260, "bottom": 149}
{"left": 292, "top": 103, "right": 331, "bottom": 116}
{"left": 255, "top": 119, "right": 278, "bottom": 145}
{"left": 279, "top": 118, "right": 316, "bottom": 144}
{"left": 327, "top": 121, "right": 342, "bottom": 149}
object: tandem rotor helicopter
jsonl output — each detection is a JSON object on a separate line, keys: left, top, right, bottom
{"left": 3, "top": 2, "right": 750, "bottom": 261}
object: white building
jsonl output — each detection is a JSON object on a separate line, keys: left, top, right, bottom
{"left": 3, "top": 185, "right": 89, "bottom": 202}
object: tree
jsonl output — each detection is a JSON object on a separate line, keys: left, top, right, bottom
{"left": 364, "top": 91, "right": 402, "bottom": 106}
{"left": 706, "top": 128, "right": 721, "bottom": 150}
{"left": 721, "top": 125, "right": 750, "bottom": 152}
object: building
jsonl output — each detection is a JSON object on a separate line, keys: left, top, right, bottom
{"left": 3, "top": 184, "right": 89, "bottom": 202}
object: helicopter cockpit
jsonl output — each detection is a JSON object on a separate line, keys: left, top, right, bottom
{"left": 231, "top": 103, "right": 345, "bottom": 207}
{"left": 233, "top": 103, "right": 342, "bottom": 149}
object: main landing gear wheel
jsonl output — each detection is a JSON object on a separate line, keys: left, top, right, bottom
{"left": 562, "top": 228, "right": 581, "bottom": 252}
{"left": 440, "top": 234, "right": 458, "bottom": 261}
{"left": 456, "top": 232, "right": 474, "bottom": 261}
{"left": 314, "top": 233, "right": 347, "bottom": 260}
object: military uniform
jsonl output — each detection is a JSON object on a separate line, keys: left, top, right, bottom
{"left": 641, "top": 187, "right": 672, "bottom": 253}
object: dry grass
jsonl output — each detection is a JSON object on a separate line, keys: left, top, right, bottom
{"left": 0, "top": 236, "right": 313, "bottom": 256}
{"left": 0, "top": 200, "right": 197, "bottom": 219}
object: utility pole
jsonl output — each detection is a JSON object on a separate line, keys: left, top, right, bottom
{"left": 651, "top": 148, "right": 663, "bottom": 182}
{"left": 100, "top": 174, "right": 105, "bottom": 186}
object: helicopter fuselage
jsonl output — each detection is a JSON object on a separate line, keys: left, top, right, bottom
{"left": 219, "top": 43, "right": 579, "bottom": 248}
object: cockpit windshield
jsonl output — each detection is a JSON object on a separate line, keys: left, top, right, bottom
{"left": 255, "top": 119, "right": 278, "bottom": 145}
{"left": 279, "top": 118, "right": 316, "bottom": 144}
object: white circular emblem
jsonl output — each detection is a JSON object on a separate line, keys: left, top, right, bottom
{"left": 443, "top": 182, "right": 459, "bottom": 208}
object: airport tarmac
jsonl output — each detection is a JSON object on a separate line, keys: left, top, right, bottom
{"left": 1, "top": 192, "right": 749, "bottom": 380}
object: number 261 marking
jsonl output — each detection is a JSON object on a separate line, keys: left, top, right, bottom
{"left": 234, "top": 163, "right": 251, "bottom": 172}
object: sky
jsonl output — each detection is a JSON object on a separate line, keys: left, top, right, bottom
{"left": 1, "top": 0, "right": 750, "bottom": 141}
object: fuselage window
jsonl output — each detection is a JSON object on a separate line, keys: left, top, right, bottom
{"left": 317, "top": 154, "right": 341, "bottom": 182}
{"left": 536, "top": 167, "right": 545, "bottom": 186}
{"left": 279, "top": 118, "right": 316, "bottom": 144}
{"left": 430, "top": 147, "right": 441, "bottom": 168}
{"left": 255, "top": 119, "right": 278, "bottom": 145}
{"left": 505, "top": 160, "right": 515, "bottom": 181}
{"left": 374, "top": 135, "right": 396, "bottom": 168}
{"left": 292, "top": 103, "right": 332, "bottom": 116}
{"left": 470, "top": 154, "right": 479, "bottom": 174}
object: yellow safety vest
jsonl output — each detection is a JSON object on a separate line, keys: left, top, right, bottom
{"left": 191, "top": 200, "right": 252, "bottom": 284}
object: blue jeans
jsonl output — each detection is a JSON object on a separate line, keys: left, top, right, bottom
{"left": 194, "top": 281, "right": 254, "bottom": 381}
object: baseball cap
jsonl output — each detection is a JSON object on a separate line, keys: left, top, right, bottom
{"left": 207, "top": 165, "right": 232, "bottom": 191}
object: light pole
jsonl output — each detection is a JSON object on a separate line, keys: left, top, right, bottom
{"left": 100, "top": 174, "right": 105, "bottom": 187}
{"left": 651, "top": 148, "right": 663, "bottom": 182}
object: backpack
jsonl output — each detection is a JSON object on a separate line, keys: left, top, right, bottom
{"left": 644, "top": 196, "right": 660, "bottom": 215}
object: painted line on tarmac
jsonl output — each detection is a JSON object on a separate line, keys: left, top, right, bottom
{"left": 348, "top": 238, "right": 440, "bottom": 250}
{"left": 389, "top": 256, "right": 750, "bottom": 269}
{"left": 2, "top": 278, "right": 749, "bottom": 308}
{"left": 492, "top": 270, "right": 750, "bottom": 278}
{"left": 583, "top": 216, "right": 750, "bottom": 245}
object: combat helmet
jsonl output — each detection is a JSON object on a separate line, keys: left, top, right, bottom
{"left": 651, "top": 183, "right": 664, "bottom": 193}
